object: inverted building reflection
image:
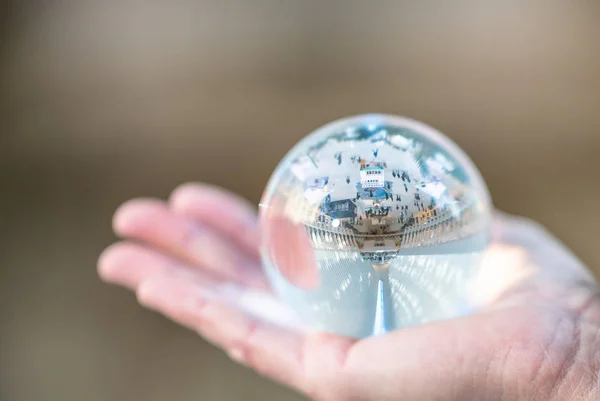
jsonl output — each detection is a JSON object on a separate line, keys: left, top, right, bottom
{"left": 260, "top": 118, "right": 490, "bottom": 337}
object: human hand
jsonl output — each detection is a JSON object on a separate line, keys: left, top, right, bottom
{"left": 98, "top": 183, "right": 600, "bottom": 401}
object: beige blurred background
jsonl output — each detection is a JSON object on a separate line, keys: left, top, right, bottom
{"left": 1, "top": 1, "right": 599, "bottom": 400}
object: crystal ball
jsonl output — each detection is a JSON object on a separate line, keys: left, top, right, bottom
{"left": 259, "top": 114, "right": 492, "bottom": 338}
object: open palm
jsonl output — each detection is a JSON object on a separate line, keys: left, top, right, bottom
{"left": 98, "top": 183, "right": 600, "bottom": 401}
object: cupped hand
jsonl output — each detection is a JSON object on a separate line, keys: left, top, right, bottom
{"left": 98, "top": 183, "right": 600, "bottom": 401}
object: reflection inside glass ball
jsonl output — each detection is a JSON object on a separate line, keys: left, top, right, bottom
{"left": 259, "top": 114, "right": 492, "bottom": 338}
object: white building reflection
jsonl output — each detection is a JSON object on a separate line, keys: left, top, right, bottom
{"left": 260, "top": 117, "right": 491, "bottom": 338}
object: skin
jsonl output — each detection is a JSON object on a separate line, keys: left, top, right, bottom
{"left": 98, "top": 183, "right": 600, "bottom": 401}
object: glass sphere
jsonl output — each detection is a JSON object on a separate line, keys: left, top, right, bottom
{"left": 259, "top": 114, "right": 492, "bottom": 338}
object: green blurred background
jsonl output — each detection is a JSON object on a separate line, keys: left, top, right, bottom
{"left": 1, "top": 1, "right": 599, "bottom": 400}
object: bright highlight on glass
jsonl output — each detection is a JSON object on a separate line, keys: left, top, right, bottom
{"left": 259, "top": 114, "right": 492, "bottom": 338}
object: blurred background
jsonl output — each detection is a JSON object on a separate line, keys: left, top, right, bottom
{"left": 1, "top": 1, "right": 599, "bottom": 400}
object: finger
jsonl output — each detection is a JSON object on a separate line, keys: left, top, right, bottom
{"left": 112, "top": 199, "right": 267, "bottom": 289}
{"left": 98, "top": 240, "right": 301, "bottom": 325}
{"left": 98, "top": 241, "right": 204, "bottom": 290}
{"left": 135, "top": 276, "right": 316, "bottom": 395}
{"left": 98, "top": 244, "right": 350, "bottom": 398}
{"left": 169, "top": 183, "right": 260, "bottom": 259}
